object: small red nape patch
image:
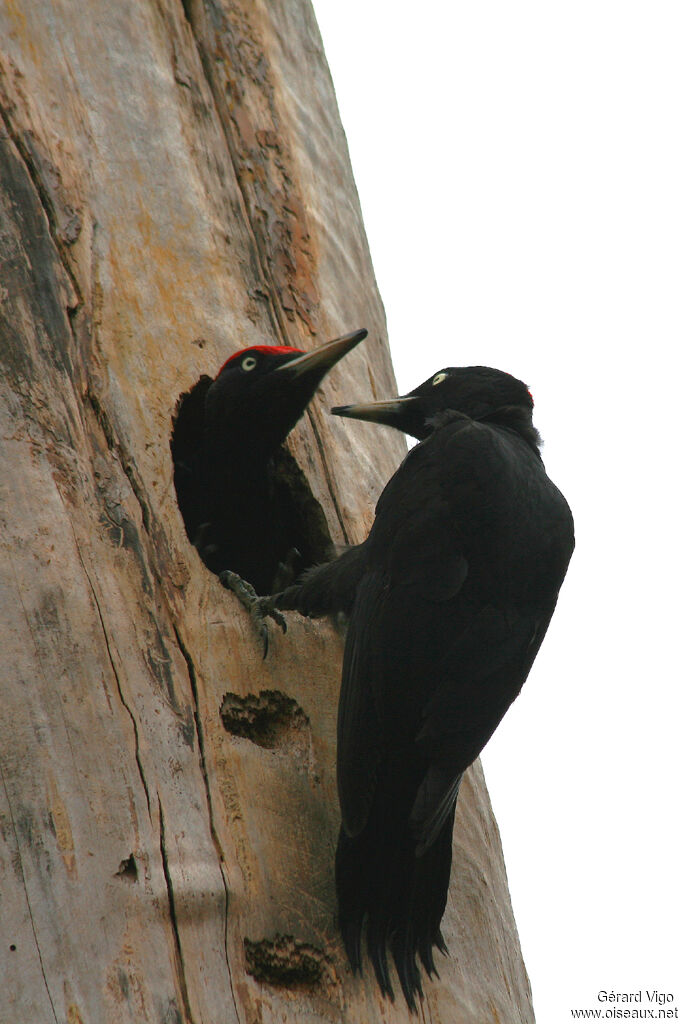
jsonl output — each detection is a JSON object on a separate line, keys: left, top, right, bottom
{"left": 218, "top": 345, "right": 303, "bottom": 375}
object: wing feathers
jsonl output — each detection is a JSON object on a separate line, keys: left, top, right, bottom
{"left": 336, "top": 572, "right": 385, "bottom": 835}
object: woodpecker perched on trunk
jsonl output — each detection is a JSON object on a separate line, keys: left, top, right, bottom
{"left": 272, "top": 365, "right": 574, "bottom": 1009}
{"left": 171, "top": 329, "right": 367, "bottom": 608}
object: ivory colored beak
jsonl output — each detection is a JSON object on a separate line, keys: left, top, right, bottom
{"left": 331, "top": 395, "right": 418, "bottom": 427}
{"left": 277, "top": 328, "right": 368, "bottom": 379}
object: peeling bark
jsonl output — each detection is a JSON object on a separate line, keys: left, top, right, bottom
{"left": 0, "top": 1, "right": 534, "bottom": 1021}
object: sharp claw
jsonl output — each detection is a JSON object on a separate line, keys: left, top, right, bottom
{"left": 218, "top": 571, "right": 287, "bottom": 656}
{"left": 259, "top": 599, "right": 287, "bottom": 635}
{"left": 249, "top": 598, "right": 271, "bottom": 659}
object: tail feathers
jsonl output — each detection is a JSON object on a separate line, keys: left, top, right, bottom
{"left": 335, "top": 807, "right": 455, "bottom": 1010}
{"left": 418, "top": 926, "right": 446, "bottom": 977}
{"left": 390, "top": 925, "right": 423, "bottom": 1011}
{"left": 339, "top": 905, "right": 363, "bottom": 973}
{"left": 368, "top": 914, "right": 394, "bottom": 1001}
{"left": 411, "top": 766, "right": 463, "bottom": 856}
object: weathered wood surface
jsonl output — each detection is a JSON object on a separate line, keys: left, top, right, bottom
{"left": 0, "top": 1, "right": 535, "bottom": 1021}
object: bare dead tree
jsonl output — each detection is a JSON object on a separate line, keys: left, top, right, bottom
{"left": 0, "top": 2, "right": 534, "bottom": 1020}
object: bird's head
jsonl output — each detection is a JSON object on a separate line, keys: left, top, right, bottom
{"left": 206, "top": 329, "right": 367, "bottom": 452}
{"left": 333, "top": 365, "right": 539, "bottom": 448}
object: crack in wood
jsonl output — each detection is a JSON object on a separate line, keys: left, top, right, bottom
{"left": 179, "top": 1, "right": 287, "bottom": 348}
{"left": 304, "top": 409, "right": 350, "bottom": 545}
{"left": 70, "top": 523, "right": 152, "bottom": 819}
{"left": 0, "top": 82, "right": 83, "bottom": 314}
{"left": 172, "top": 624, "right": 242, "bottom": 1023}
{"left": 85, "top": 387, "right": 152, "bottom": 536}
{"left": 158, "top": 796, "right": 196, "bottom": 1024}
{"left": 0, "top": 763, "right": 59, "bottom": 1024}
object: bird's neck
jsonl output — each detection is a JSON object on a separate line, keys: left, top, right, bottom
{"left": 209, "top": 403, "right": 297, "bottom": 463}
{"left": 479, "top": 405, "right": 542, "bottom": 456}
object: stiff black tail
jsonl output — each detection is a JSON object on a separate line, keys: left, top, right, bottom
{"left": 335, "top": 806, "right": 455, "bottom": 1011}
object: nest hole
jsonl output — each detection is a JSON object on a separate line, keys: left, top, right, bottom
{"left": 171, "top": 376, "right": 335, "bottom": 594}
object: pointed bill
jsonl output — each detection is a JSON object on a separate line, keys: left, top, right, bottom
{"left": 276, "top": 328, "right": 368, "bottom": 379}
{"left": 331, "top": 395, "right": 418, "bottom": 428}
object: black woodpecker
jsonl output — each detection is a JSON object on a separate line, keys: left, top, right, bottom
{"left": 171, "top": 329, "right": 367, "bottom": 599}
{"left": 272, "top": 365, "right": 575, "bottom": 1008}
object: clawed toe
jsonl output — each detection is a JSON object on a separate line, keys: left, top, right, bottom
{"left": 219, "top": 570, "right": 287, "bottom": 657}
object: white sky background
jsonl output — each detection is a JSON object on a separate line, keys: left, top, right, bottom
{"left": 311, "top": 1, "right": 682, "bottom": 1019}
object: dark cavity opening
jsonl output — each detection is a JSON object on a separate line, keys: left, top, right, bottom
{"left": 244, "top": 934, "right": 325, "bottom": 990}
{"left": 220, "top": 689, "right": 310, "bottom": 752}
{"left": 170, "top": 376, "right": 334, "bottom": 594}
{"left": 115, "top": 853, "right": 138, "bottom": 882}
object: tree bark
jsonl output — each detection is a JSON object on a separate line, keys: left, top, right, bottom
{"left": 0, "top": 1, "right": 535, "bottom": 1021}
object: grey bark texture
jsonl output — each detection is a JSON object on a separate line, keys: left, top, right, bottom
{"left": 0, "top": 1, "right": 535, "bottom": 1021}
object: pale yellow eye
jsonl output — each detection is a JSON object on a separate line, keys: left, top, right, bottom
{"left": 432, "top": 372, "right": 448, "bottom": 386}
{"left": 242, "top": 356, "right": 257, "bottom": 371}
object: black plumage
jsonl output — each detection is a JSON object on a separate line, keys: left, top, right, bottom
{"left": 171, "top": 330, "right": 367, "bottom": 594}
{"left": 274, "top": 365, "right": 574, "bottom": 1008}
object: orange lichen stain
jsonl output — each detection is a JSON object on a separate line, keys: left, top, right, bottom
{"left": 48, "top": 775, "right": 77, "bottom": 878}
{"left": 0, "top": 9, "right": 41, "bottom": 86}
{"left": 67, "top": 1004, "right": 84, "bottom": 1024}
{"left": 366, "top": 362, "right": 379, "bottom": 401}
{"left": 2, "top": 0, "right": 28, "bottom": 39}
{"left": 105, "top": 209, "right": 231, "bottom": 350}
{"left": 105, "top": 940, "right": 149, "bottom": 1020}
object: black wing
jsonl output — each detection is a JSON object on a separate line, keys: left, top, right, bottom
{"left": 336, "top": 426, "right": 476, "bottom": 838}
{"left": 337, "top": 418, "right": 570, "bottom": 849}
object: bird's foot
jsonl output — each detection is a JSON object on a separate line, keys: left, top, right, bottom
{"left": 218, "top": 570, "right": 287, "bottom": 657}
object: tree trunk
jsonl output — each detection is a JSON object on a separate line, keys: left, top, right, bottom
{"left": 0, "top": 1, "right": 534, "bottom": 1021}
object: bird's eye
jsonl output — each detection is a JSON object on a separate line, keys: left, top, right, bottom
{"left": 432, "top": 372, "right": 448, "bottom": 386}
{"left": 241, "top": 356, "right": 258, "bottom": 372}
